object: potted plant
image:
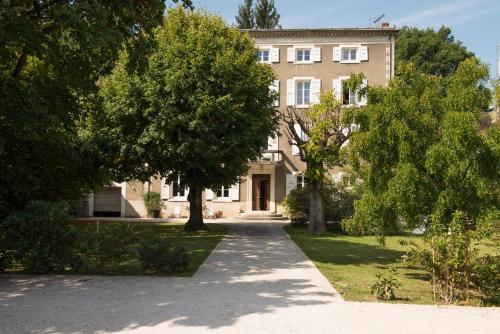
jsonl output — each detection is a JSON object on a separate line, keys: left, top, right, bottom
{"left": 143, "top": 192, "right": 164, "bottom": 218}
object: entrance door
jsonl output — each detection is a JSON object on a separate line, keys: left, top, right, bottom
{"left": 252, "top": 174, "right": 270, "bottom": 211}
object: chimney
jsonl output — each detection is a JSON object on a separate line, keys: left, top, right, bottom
{"left": 381, "top": 22, "right": 390, "bottom": 28}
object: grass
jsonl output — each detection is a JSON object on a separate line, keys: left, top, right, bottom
{"left": 7, "top": 221, "right": 228, "bottom": 277}
{"left": 284, "top": 225, "right": 498, "bottom": 305}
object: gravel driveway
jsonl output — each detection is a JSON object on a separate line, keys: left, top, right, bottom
{"left": 1, "top": 222, "right": 499, "bottom": 334}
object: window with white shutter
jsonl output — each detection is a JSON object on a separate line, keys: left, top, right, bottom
{"left": 360, "top": 46, "right": 368, "bottom": 61}
{"left": 286, "top": 174, "right": 297, "bottom": 195}
{"left": 286, "top": 79, "right": 295, "bottom": 106}
{"left": 312, "top": 47, "right": 322, "bottom": 62}
{"left": 292, "top": 123, "right": 308, "bottom": 155}
{"left": 270, "top": 80, "right": 279, "bottom": 107}
{"left": 358, "top": 79, "right": 368, "bottom": 106}
{"left": 311, "top": 79, "right": 321, "bottom": 104}
{"left": 270, "top": 47, "right": 280, "bottom": 63}
{"left": 332, "top": 79, "right": 342, "bottom": 101}
{"left": 205, "top": 189, "right": 214, "bottom": 200}
{"left": 229, "top": 183, "right": 240, "bottom": 201}
{"left": 287, "top": 48, "right": 295, "bottom": 62}
{"left": 333, "top": 47, "right": 341, "bottom": 61}
{"left": 161, "top": 178, "right": 170, "bottom": 200}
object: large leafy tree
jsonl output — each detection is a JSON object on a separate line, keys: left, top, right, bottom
{"left": 348, "top": 58, "right": 498, "bottom": 238}
{"left": 235, "top": 0, "right": 255, "bottom": 29}
{"left": 254, "top": 0, "right": 280, "bottom": 29}
{"left": 100, "top": 7, "right": 278, "bottom": 231}
{"left": 396, "top": 26, "right": 474, "bottom": 77}
{"left": 0, "top": 1, "right": 193, "bottom": 217}
{"left": 283, "top": 75, "right": 365, "bottom": 234}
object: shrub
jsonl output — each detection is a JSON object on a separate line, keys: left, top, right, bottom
{"left": 143, "top": 192, "right": 164, "bottom": 217}
{"left": 471, "top": 255, "right": 500, "bottom": 304}
{"left": 403, "top": 211, "right": 498, "bottom": 304}
{"left": 0, "top": 201, "right": 78, "bottom": 274}
{"left": 341, "top": 218, "right": 371, "bottom": 237}
{"left": 283, "top": 181, "right": 361, "bottom": 228}
{"left": 371, "top": 266, "right": 400, "bottom": 300}
{"left": 78, "top": 223, "right": 136, "bottom": 272}
{"left": 324, "top": 180, "right": 361, "bottom": 222}
{"left": 138, "top": 234, "right": 190, "bottom": 274}
{"left": 283, "top": 187, "right": 309, "bottom": 227}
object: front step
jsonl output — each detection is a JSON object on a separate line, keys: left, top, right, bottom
{"left": 237, "top": 212, "right": 289, "bottom": 221}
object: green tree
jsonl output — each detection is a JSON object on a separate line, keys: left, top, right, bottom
{"left": 100, "top": 7, "right": 278, "bottom": 232}
{"left": 348, "top": 58, "right": 498, "bottom": 239}
{"left": 235, "top": 0, "right": 255, "bottom": 29}
{"left": 283, "top": 75, "right": 365, "bottom": 233}
{"left": 255, "top": 0, "right": 280, "bottom": 29}
{"left": 396, "top": 26, "right": 474, "bottom": 76}
{"left": 0, "top": 1, "right": 177, "bottom": 217}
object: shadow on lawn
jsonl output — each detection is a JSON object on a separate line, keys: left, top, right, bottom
{"left": 0, "top": 223, "right": 335, "bottom": 333}
{"left": 298, "top": 238, "right": 407, "bottom": 266}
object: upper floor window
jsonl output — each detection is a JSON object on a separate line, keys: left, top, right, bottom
{"left": 296, "top": 49, "right": 311, "bottom": 62}
{"left": 257, "top": 49, "right": 270, "bottom": 62}
{"left": 216, "top": 185, "right": 230, "bottom": 198}
{"left": 172, "top": 175, "right": 186, "bottom": 197}
{"left": 342, "top": 47, "right": 357, "bottom": 61}
{"left": 296, "top": 80, "right": 311, "bottom": 106}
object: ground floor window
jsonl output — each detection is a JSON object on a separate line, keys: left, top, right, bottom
{"left": 216, "top": 185, "right": 230, "bottom": 198}
{"left": 172, "top": 175, "right": 186, "bottom": 197}
{"left": 296, "top": 175, "right": 308, "bottom": 189}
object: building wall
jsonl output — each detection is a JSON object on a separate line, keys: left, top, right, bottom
{"left": 83, "top": 29, "right": 396, "bottom": 219}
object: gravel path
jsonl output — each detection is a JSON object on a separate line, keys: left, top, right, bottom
{"left": 1, "top": 222, "right": 499, "bottom": 334}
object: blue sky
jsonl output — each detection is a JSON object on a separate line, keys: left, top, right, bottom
{"left": 187, "top": 0, "right": 500, "bottom": 78}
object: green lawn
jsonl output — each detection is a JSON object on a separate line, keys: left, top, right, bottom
{"left": 284, "top": 225, "right": 498, "bottom": 305}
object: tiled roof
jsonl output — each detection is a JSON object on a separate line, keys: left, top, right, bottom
{"left": 241, "top": 27, "right": 398, "bottom": 37}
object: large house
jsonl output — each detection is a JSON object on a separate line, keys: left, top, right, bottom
{"left": 78, "top": 26, "right": 398, "bottom": 219}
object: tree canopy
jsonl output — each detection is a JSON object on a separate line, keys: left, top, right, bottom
{"left": 254, "top": 0, "right": 280, "bottom": 29}
{"left": 100, "top": 7, "right": 278, "bottom": 231}
{"left": 348, "top": 58, "right": 498, "bottom": 238}
{"left": 235, "top": 0, "right": 255, "bottom": 29}
{"left": 0, "top": 0, "right": 176, "bottom": 217}
{"left": 396, "top": 26, "right": 474, "bottom": 77}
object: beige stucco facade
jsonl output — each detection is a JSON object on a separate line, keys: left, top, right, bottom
{"left": 82, "top": 28, "right": 397, "bottom": 219}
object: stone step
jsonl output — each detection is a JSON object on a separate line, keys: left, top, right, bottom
{"left": 237, "top": 212, "right": 289, "bottom": 221}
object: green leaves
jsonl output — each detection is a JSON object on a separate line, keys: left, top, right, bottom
{"left": 350, "top": 59, "right": 499, "bottom": 237}
{"left": 100, "top": 7, "right": 278, "bottom": 190}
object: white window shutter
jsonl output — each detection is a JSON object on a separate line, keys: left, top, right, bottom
{"left": 358, "top": 79, "right": 368, "bottom": 106}
{"left": 287, "top": 48, "right": 295, "bottom": 62}
{"left": 333, "top": 47, "right": 341, "bottom": 62}
{"left": 286, "top": 174, "right": 297, "bottom": 195}
{"left": 332, "top": 79, "right": 342, "bottom": 101}
{"left": 312, "top": 47, "right": 322, "bottom": 62}
{"left": 270, "top": 80, "right": 279, "bottom": 107}
{"left": 229, "top": 183, "right": 240, "bottom": 201}
{"left": 360, "top": 46, "right": 368, "bottom": 61}
{"left": 161, "top": 178, "right": 170, "bottom": 199}
{"left": 270, "top": 47, "right": 280, "bottom": 63}
{"left": 311, "top": 79, "right": 321, "bottom": 104}
{"left": 268, "top": 135, "right": 278, "bottom": 150}
{"left": 292, "top": 123, "right": 302, "bottom": 155}
{"left": 286, "top": 79, "right": 295, "bottom": 106}
{"left": 205, "top": 189, "right": 214, "bottom": 200}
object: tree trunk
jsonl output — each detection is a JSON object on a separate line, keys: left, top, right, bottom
{"left": 185, "top": 182, "right": 208, "bottom": 232}
{"left": 308, "top": 178, "right": 326, "bottom": 234}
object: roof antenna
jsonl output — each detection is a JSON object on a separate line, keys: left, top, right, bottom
{"left": 370, "top": 14, "right": 385, "bottom": 27}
